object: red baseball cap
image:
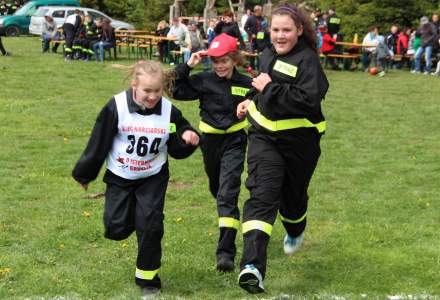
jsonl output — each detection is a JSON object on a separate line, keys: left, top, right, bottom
{"left": 207, "top": 33, "right": 238, "bottom": 57}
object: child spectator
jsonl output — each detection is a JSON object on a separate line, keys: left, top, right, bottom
{"left": 80, "top": 15, "right": 100, "bottom": 61}
{"left": 254, "top": 19, "right": 271, "bottom": 54}
{"left": 215, "top": 10, "right": 245, "bottom": 48}
{"left": 396, "top": 27, "right": 410, "bottom": 68}
{"left": 206, "top": 19, "right": 216, "bottom": 45}
{"left": 362, "top": 26, "right": 379, "bottom": 71}
{"left": 320, "top": 25, "right": 340, "bottom": 70}
{"left": 386, "top": 24, "right": 399, "bottom": 68}
{"left": 376, "top": 35, "right": 393, "bottom": 76}
{"left": 72, "top": 60, "right": 199, "bottom": 298}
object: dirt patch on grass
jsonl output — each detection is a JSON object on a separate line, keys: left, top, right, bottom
{"left": 168, "top": 180, "right": 193, "bottom": 190}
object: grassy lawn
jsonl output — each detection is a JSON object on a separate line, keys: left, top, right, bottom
{"left": 1, "top": 37, "right": 439, "bottom": 300}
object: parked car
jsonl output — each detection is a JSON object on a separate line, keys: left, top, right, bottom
{"left": 29, "top": 6, "right": 134, "bottom": 35}
{"left": 0, "top": 0, "right": 79, "bottom": 36}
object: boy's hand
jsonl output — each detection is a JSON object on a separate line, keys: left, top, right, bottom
{"left": 79, "top": 183, "right": 89, "bottom": 191}
{"left": 187, "top": 50, "right": 208, "bottom": 68}
{"left": 237, "top": 99, "right": 251, "bottom": 119}
{"left": 181, "top": 130, "right": 200, "bottom": 146}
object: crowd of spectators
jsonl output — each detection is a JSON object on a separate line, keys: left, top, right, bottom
{"left": 26, "top": 3, "right": 440, "bottom": 75}
{"left": 39, "top": 10, "right": 116, "bottom": 62}
{"left": 152, "top": 5, "right": 271, "bottom": 70}
{"left": 311, "top": 7, "right": 440, "bottom": 76}
{"left": 0, "top": 0, "right": 26, "bottom": 15}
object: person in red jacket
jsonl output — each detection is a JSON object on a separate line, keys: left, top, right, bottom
{"left": 320, "top": 25, "right": 340, "bottom": 70}
{"left": 396, "top": 27, "right": 410, "bottom": 69}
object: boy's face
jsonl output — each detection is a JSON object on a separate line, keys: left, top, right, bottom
{"left": 223, "top": 16, "right": 232, "bottom": 23}
{"left": 211, "top": 55, "right": 236, "bottom": 79}
{"left": 132, "top": 74, "right": 163, "bottom": 109}
{"left": 271, "top": 15, "right": 303, "bottom": 55}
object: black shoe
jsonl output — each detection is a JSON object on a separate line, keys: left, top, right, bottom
{"left": 216, "top": 257, "right": 234, "bottom": 272}
{"left": 3, "top": 51, "right": 11, "bottom": 56}
{"left": 140, "top": 286, "right": 160, "bottom": 299}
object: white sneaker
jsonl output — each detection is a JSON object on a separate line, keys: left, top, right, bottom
{"left": 283, "top": 232, "right": 305, "bottom": 255}
{"left": 431, "top": 72, "right": 439, "bottom": 76}
{"left": 423, "top": 71, "right": 429, "bottom": 75}
{"left": 238, "top": 264, "right": 264, "bottom": 294}
{"left": 410, "top": 70, "right": 420, "bottom": 74}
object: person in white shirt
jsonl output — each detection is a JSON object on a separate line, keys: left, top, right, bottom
{"left": 240, "top": 9, "right": 251, "bottom": 31}
{"left": 362, "top": 26, "right": 379, "bottom": 71}
{"left": 167, "top": 17, "right": 187, "bottom": 64}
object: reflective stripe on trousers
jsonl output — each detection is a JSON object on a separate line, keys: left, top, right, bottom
{"left": 219, "top": 217, "right": 240, "bottom": 230}
{"left": 199, "top": 119, "right": 248, "bottom": 134}
{"left": 242, "top": 220, "right": 273, "bottom": 236}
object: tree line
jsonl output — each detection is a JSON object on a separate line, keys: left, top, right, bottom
{"left": 79, "top": 0, "right": 440, "bottom": 38}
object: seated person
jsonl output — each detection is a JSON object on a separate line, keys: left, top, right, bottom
{"left": 41, "top": 15, "right": 57, "bottom": 53}
{"left": 92, "top": 18, "right": 115, "bottom": 62}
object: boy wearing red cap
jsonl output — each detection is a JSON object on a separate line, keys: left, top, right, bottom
{"left": 172, "top": 33, "right": 252, "bottom": 272}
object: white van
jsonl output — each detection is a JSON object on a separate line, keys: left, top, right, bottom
{"left": 29, "top": 6, "right": 134, "bottom": 35}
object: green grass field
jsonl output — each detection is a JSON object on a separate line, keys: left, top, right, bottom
{"left": 1, "top": 37, "right": 439, "bottom": 300}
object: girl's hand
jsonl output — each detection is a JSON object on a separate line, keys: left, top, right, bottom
{"left": 252, "top": 73, "right": 272, "bottom": 92}
{"left": 187, "top": 50, "right": 208, "bottom": 68}
{"left": 237, "top": 99, "right": 251, "bottom": 119}
{"left": 80, "top": 183, "right": 89, "bottom": 191}
{"left": 181, "top": 130, "right": 200, "bottom": 146}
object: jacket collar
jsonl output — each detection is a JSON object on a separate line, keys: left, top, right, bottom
{"left": 126, "top": 88, "right": 162, "bottom": 115}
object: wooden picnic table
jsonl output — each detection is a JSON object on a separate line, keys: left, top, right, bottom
{"left": 335, "top": 41, "right": 378, "bottom": 48}
{"left": 115, "top": 29, "right": 151, "bottom": 34}
{"left": 115, "top": 34, "right": 177, "bottom": 59}
{"left": 136, "top": 35, "right": 176, "bottom": 59}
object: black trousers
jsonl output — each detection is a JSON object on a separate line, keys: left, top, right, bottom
{"left": 63, "top": 23, "right": 75, "bottom": 56}
{"left": 200, "top": 130, "right": 247, "bottom": 261}
{"left": 0, "top": 37, "right": 6, "bottom": 55}
{"left": 103, "top": 166, "right": 169, "bottom": 288}
{"left": 240, "top": 127, "right": 321, "bottom": 278}
{"left": 81, "top": 38, "right": 96, "bottom": 57}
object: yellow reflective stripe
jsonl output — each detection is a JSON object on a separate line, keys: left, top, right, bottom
{"left": 242, "top": 220, "right": 272, "bottom": 236}
{"left": 218, "top": 217, "right": 240, "bottom": 229}
{"left": 169, "top": 123, "right": 176, "bottom": 133}
{"left": 329, "top": 17, "right": 341, "bottom": 24}
{"left": 231, "top": 86, "right": 250, "bottom": 96}
{"left": 256, "top": 32, "right": 265, "bottom": 40}
{"left": 135, "top": 268, "right": 159, "bottom": 280}
{"left": 247, "top": 101, "right": 326, "bottom": 133}
{"left": 198, "top": 120, "right": 248, "bottom": 134}
{"left": 279, "top": 212, "right": 307, "bottom": 224}
{"left": 273, "top": 60, "right": 298, "bottom": 78}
